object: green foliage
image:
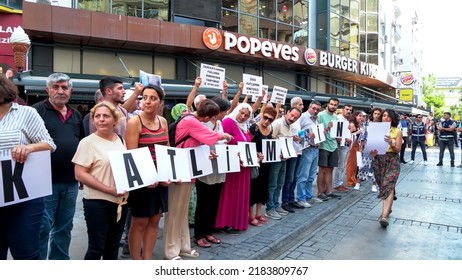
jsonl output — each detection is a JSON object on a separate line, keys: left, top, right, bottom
{"left": 422, "top": 73, "right": 445, "bottom": 117}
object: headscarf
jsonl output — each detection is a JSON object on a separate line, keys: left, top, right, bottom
{"left": 225, "top": 103, "right": 253, "bottom": 132}
{"left": 171, "top": 103, "right": 188, "bottom": 121}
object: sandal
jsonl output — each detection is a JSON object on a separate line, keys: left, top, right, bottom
{"left": 249, "top": 218, "right": 262, "bottom": 227}
{"left": 379, "top": 217, "right": 389, "bottom": 228}
{"left": 194, "top": 238, "right": 211, "bottom": 248}
{"left": 179, "top": 249, "right": 200, "bottom": 258}
{"left": 255, "top": 215, "right": 268, "bottom": 224}
{"left": 205, "top": 235, "right": 221, "bottom": 244}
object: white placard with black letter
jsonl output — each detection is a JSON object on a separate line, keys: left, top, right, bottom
{"left": 187, "top": 145, "right": 213, "bottom": 179}
{"left": 332, "top": 121, "right": 350, "bottom": 139}
{"left": 215, "top": 144, "right": 241, "bottom": 173}
{"left": 155, "top": 145, "right": 192, "bottom": 182}
{"left": 279, "top": 137, "right": 297, "bottom": 158}
{"left": 313, "top": 123, "right": 326, "bottom": 144}
{"left": 237, "top": 142, "right": 259, "bottom": 167}
{"left": 0, "top": 151, "right": 52, "bottom": 207}
{"left": 356, "top": 151, "right": 363, "bottom": 167}
{"left": 262, "top": 139, "right": 281, "bottom": 163}
{"left": 200, "top": 63, "right": 225, "bottom": 89}
{"left": 242, "top": 74, "right": 263, "bottom": 96}
{"left": 269, "top": 85, "right": 288, "bottom": 104}
{"left": 108, "top": 147, "right": 158, "bottom": 193}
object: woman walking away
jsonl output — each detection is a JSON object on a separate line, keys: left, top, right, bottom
{"left": 370, "top": 109, "right": 402, "bottom": 228}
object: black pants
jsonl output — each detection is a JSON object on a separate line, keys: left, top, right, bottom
{"left": 83, "top": 199, "right": 127, "bottom": 260}
{"left": 194, "top": 180, "right": 223, "bottom": 239}
{"left": 400, "top": 137, "right": 408, "bottom": 162}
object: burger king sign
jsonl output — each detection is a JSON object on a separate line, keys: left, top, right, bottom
{"left": 400, "top": 72, "right": 414, "bottom": 86}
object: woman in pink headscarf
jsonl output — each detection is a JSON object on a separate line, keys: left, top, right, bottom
{"left": 215, "top": 103, "right": 253, "bottom": 234}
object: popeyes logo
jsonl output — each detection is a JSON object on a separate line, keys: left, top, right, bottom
{"left": 400, "top": 72, "right": 414, "bottom": 86}
{"left": 304, "top": 48, "right": 317, "bottom": 65}
{"left": 203, "top": 28, "right": 222, "bottom": 50}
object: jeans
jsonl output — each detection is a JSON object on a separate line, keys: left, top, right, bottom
{"left": 267, "top": 161, "right": 286, "bottom": 211}
{"left": 0, "top": 198, "right": 44, "bottom": 260}
{"left": 281, "top": 156, "right": 300, "bottom": 205}
{"left": 295, "top": 148, "right": 319, "bottom": 202}
{"left": 83, "top": 199, "right": 128, "bottom": 260}
{"left": 411, "top": 140, "right": 427, "bottom": 161}
{"left": 439, "top": 140, "right": 455, "bottom": 163}
{"left": 333, "top": 146, "right": 349, "bottom": 187}
{"left": 39, "top": 182, "right": 78, "bottom": 260}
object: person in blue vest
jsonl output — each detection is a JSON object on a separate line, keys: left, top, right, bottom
{"left": 437, "top": 112, "right": 457, "bottom": 167}
{"left": 409, "top": 114, "right": 428, "bottom": 165}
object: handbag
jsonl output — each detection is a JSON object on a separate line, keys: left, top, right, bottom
{"left": 250, "top": 166, "right": 259, "bottom": 179}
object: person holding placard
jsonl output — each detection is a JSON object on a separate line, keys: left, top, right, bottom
{"left": 316, "top": 98, "right": 341, "bottom": 200}
{"left": 193, "top": 96, "right": 231, "bottom": 248}
{"left": 369, "top": 109, "right": 402, "bottom": 228}
{"left": 345, "top": 111, "right": 364, "bottom": 190}
{"left": 72, "top": 101, "right": 129, "bottom": 260}
{"left": 163, "top": 99, "right": 232, "bottom": 260}
{"left": 0, "top": 75, "right": 56, "bottom": 260}
{"left": 215, "top": 103, "right": 253, "bottom": 233}
{"left": 266, "top": 107, "right": 302, "bottom": 220}
{"left": 248, "top": 106, "right": 277, "bottom": 226}
{"left": 124, "top": 85, "right": 169, "bottom": 260}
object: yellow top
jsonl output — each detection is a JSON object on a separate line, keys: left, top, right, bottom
{"left": 387, "top": 126, "right": 399, "bottom": 153}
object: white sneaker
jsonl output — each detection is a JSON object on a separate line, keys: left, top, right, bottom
{"left": 409, "top": 160, "right": 414, "bottom": 164}
{"left": 371, "top": 184, "right": 378, "bottom": 193}
{"left": 265, "top": 210, "right": 282, "bottom": 220}
{"left": 302, "top": 201, "right": 312, "bottom": 208}
{"left": 310, "top": 197, "right": 323, "bottom": 203}
{"left": 424, "top": 161, "right": 428, "bottom": 166}
{"left": 354, "top": 183, "right": 360, "bottom": 190}
{"left": 275, "top": 207, "right": 289, "bottom": 216}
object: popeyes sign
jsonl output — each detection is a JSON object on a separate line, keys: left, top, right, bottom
{"left": 202, "top": 28, "right": 378, "bottom": 78}
{"left": 203, "top": 28, "right": 299, "bottom": 62}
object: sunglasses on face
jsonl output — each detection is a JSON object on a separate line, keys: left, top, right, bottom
{"left": 262, "top": 115, "right": 274, "bottom": 122}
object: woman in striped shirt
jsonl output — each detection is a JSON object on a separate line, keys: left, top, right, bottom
{"left": 0, "top": 75, "right": 56, "bottom": 260}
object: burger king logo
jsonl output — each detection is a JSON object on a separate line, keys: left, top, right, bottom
{"left": 304, "top": 48, "right": 317, "bottom": 65}
{"left": 203, "top": 28, "right": 222, "bottom": 50}
{"left": 400, "top": 72, "right": 414, "bottom": 86}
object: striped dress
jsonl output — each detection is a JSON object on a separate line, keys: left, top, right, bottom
{"left": 128, "top": 115, "right": 169, "bottom": 217}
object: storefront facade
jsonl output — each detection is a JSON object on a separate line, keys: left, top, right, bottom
{"left": 5, "top": 1, "right": 423, "bottom": 114}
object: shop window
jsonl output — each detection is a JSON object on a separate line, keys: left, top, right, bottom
{"left": 293, "top": 0, "right": 308, "bottom": 27}
{"left": 277, "top": 0, "right": 292, "bottom": 24}
{"left": 78, "top": 0, "right": 110, "bottom": 13}
{"left": 259, "top": 0, "right": 275, "bottom": 19}
{"left": 240, "top": 0, "right": 258, "bottom": 16}
{"left": 240, "top": 14, "right": 258, "bottom": 37}
{"left": 259, "top": 18, "right": 276, "bottom": 40}
{"left": 222, "top": 10, "right": 238, "bottom": 32}
{"left": 277, "top": 23, "right": 292, "bottom": 43}
{"left": 223, "top": 0, "right": 238, "bottom": 10}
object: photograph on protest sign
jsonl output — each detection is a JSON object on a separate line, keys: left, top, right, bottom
{"left": 242, "top": 74, "right": 262, "bottom": 96}
{"left": 269, "top": 85, "right": 287, "bottom": 104}
{"left": 108, "top": 147, "right": 158, "bottom": 193}
{"left": 140, "top": 70, "right": 162, "bottom": 87}
{"left": 200, "top": 63, "right": 225, "bottom": 89}
{"left": 298, "top": 128, "right": 315, "bottom": 150}
{"left": 0, "top": 151, "right": 52, "bottom": 207}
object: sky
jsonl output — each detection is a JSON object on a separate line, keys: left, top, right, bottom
{"left": 419, "top": 0, "right": 462, "bottom": 77}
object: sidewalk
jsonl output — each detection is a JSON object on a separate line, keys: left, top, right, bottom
{"left": 69, "top": 146, "right": 458, "bottom": 260}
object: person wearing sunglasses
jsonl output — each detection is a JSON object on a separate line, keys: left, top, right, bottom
{"left": 409, "top": 114, "right": 428, "bottom": 165}
{"left": 248, "top": 106, "right": 277, "bottom": 227}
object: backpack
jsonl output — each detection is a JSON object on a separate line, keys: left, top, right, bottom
{"left": 168, "top": 114, "right": 194, "bottom": 147}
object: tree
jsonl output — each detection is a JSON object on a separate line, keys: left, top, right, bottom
{"left": 422, "top": 74, "right": 445, "bottom": 119}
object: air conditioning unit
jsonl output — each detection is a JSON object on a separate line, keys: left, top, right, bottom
{"left": 384, "top": 35, "right": 388, "bottom": 43}
{"left": 398, "top": 58, "right": 404, "bottom": 64}
{"left": 392, "top": 46, "right": 398, "bottom": 53}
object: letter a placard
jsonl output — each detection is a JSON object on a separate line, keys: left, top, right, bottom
{"left": 0, "top": 151, "right": 52, "bottom": 207}
{"left": 108, "top": 147, "right": 158, "bottom": 193}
